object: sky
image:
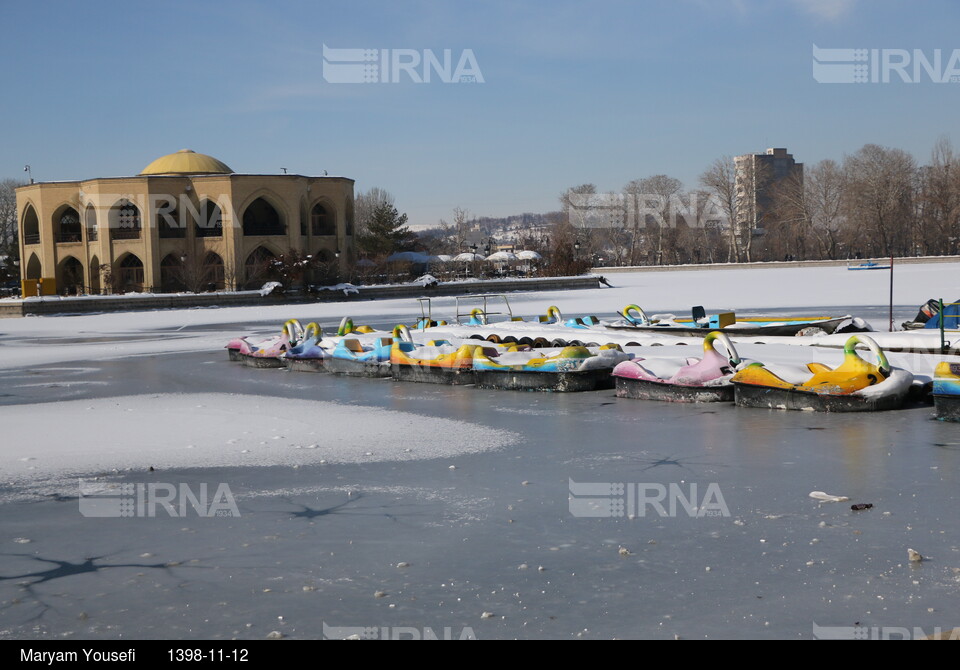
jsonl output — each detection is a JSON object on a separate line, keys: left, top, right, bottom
{"left": 2, "top": 0, "right": 960, "bottom": 227}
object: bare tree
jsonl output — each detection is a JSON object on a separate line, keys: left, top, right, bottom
{"left": 437, "top": 206, "right": 471, "bottom": 253}
{"left": 842, "top": 144, "right": 916, "bottom": 257}
{"left": 699, "top": 158, "right": 739, "bottom": 262}
{"left": 915, "top": 137, "right": 960, "bottom": 256}
{"left": 560, "top": 184, "right": 598, "bottom": 230}
{"left": 354, "top": 187, "right": 395, "bottom": 239}
{"left": 626, "top": 175, "right": 683, "bottom": 264}
{"left": 800, "top": 159, "right": 846, "bottom": 259}
{"left": 0, "top": 179, "right": 25, "bottom": 279}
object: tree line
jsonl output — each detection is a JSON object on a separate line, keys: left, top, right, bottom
{"left": 564, "top": 138, "right": 960, "bottom": 266}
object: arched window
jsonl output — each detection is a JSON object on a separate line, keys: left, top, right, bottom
{"left": 57, "top": 207, "right": 82, "bottom": 243}
{"left": 196, "top": 201, "right": 223, "bottom": 238}
{"left": 25, "top": 253, "right": 42, "bottom": 279}
{"left": 242, "top": 197, "right": 284, "bottom": 236}
{"left": 22, "top": 205, "right": 40, "bottom": 245}
{"left": 157, "top": 197, "right": 184, "bottom": 239}
{"left": 203, "top": 251, "right": 225, "bottom": 290}
{"left": 90, "top": 256, "right": 101, "bottom": 294}
{"left": 160, "top": 253, "right": 185, "bottom": 292}
{"left": 311, "top": 203, "right": 336, "bottom": 236}
{"left": 110, "top": 199, "right": 141, "bottom": 240}
{"left": 116, "top": 254, "right": 144, "bottom": 292}
{"left": 85, "top": 205, "right": 98, "bottom": 241}
{"left": 58, "top": 256, "right": 85, "bottom": 295}
{"left": 243, "top": 246, "right": 279, "bottom": 288}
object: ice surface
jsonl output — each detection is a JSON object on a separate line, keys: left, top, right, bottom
{"left": 1, "top": 263, "right": 959, "bottom": 640}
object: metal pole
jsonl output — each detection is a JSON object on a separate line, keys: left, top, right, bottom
{"left": 888, "top": 253, "right": 894, "bottom": 332}
{"left": 940, "top": 298, "right": 945, "bottom": 352}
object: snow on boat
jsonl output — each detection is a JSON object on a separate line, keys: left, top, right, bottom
{"left": 847, "top": 260, "right": 891, "bottom": 270}
{"left": 731, "top": 335, "right": 913, "bottom": 412}
{"left": 612, "top": 331, "right": 742, "bottom": 402}
{"left": 324, "top": 329, "right": 397, "bottom": 377}
{"left": 604, "top": 304, "right": 859, "bottom": 337}
{"left": 283, "top": 323, "right": 330, "bottom": 372}
{"left": 933, "top": 361, "right": 960, "bottom": 421}
{"left": 226, "top": 319, "right": 304, "bottom": 362}
{"left": 472, "top": 344, "right": 629, "bottom": 392}
{"left": 390, "top": 327, "right": 480, "bottom": 385}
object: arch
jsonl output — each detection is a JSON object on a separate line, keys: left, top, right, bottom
{"left": 109, "top": 199, "right": 142, "bottom": 240}
{"left": 85, "top": 205, "right": 98, "bottom": 241}
{"left": 196, "top": 200, "right": 223, "bottom": 238}
{"left": 89, "top": 255, "right": 101, "bottom": 294}
{"left": 25, "top": 253, "right": 42, "bottom": 280}
{"left": 54, "top": 206, "right": 82, "bottom": 243}
{"left": 22, "top": 204, "right": 40, "bottom": 245}
{"left": 242, "top": 196, "right": 285, "bottom": 236}
{"left": 310, "top": 201, "right": 336, "bottom": 236}
{"left": 299, "top": 196, "right": 309, "bottom": 237}
{"left": 156, "top": 196, "right": 185, "bottom": 239}
{"left": 115, "top": 253, "right": 144, "bottom": 293}
{"left": 160, "top": 253, "right": 185, "bottom": 292}
{"left": 202, "top": 251, "right": 225, "bottom": 291}
{"left": 243, "top": 246, "right": 280, "bottom": 288}
{"left": 58, "top": 256, "right": 85, "bottom": 295}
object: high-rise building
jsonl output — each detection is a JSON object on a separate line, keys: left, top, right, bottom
{"left": 734, "top": 147, "right": 803, "bottom": 233}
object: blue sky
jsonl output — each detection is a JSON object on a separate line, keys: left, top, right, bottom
{"left": 3, "top": 0, "right": 959, "bottom": 226}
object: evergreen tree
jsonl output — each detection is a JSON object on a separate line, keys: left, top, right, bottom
{"left": 356, "top": 202, "right": 417, "bottom": 257}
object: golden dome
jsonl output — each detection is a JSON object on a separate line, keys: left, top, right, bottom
{"left": 140, "top": 149, "right": 233, "bottom": 176}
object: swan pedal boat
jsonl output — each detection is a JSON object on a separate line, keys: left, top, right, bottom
{"left": 933, "top": 361, "right": 960, "bottom": 421}
{"left": 233, "top": 320, "right": 311, "bottom": 368}
{"left": 390, "top": 332, "right": 481, "bottom": 385}
{"left": 472, "top": 343, "right": 629, "bottom": 392}
{"left": 226, "top": 319, "right": 304, "bottom": 363}
{"left": 731, "top": 335, "right": 913, "bottom": 412}
{"left": 283, "top": 317, "right": 382, "bottom": 374}
{"left": 612, "top": 331, "right": 742, "bottom": 402}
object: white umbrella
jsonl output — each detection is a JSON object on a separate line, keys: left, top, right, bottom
{"left": 485, "top": 251, "right": 518, "bottom": 262}
{"left": 515, "top": 250, "right": 542, "bottom": 260}
{"left": 430, "top": 254, "right": 454, "bottom": 262}
{"left": 453, "top": 252, "right": 486, "bottom": 262}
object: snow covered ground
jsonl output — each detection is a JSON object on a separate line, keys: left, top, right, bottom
{"left": 0, "top": 262, "right": 958, "bottom": 640}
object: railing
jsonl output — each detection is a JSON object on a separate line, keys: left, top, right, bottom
{"left": 57, "top": 233, "right": 83, "bottom": 243}
{"left": 243, "top": 225, "right": 286, "bottom": 236}
{"left": 24, "top": 234, "right": 40, "bottom": 245}
{"left": 111, "top": 228, "right": 141, "bottom": 240}
{"left": 196, "top": 225, "right": 223, "bottom": 238}
{"left": 159, "top": 227, "right": 187, "bottom": 239}
{"left": 88, "top": 229, "right": 98, "bottom": 241}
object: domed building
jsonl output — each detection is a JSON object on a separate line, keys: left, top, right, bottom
{"left": 16, "top": 150, "right": 355, "bottom": 294}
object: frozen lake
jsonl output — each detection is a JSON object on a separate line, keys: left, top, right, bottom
{"left": 2, "top": 262, "right": 959, "bottom": 640}
{"left": 1, "top": 346, "right": 958, "bottom": 640}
